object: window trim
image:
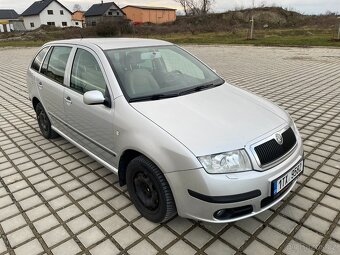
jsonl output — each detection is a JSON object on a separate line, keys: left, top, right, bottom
{"left": 47, "top": 10, "right": 53, "bottom": 15}
{"left": 60, "top": 10, "right": 64, "bottom": 15}
{"left": 62, "top": 22, "right": 67, "bottom": 26}
{"left": 30, "top": 22, "right": 35, "bottom": 28}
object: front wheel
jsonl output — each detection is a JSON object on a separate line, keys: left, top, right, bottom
{"left": 126, "top": 156, "right": 177, "bottom": 223}
{"left": 35, "top": 102, "right": 59, "bottom": 139}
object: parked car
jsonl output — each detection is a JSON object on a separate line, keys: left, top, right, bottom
{"left": 27, "top": 38, "right": 304, "bottom": 223}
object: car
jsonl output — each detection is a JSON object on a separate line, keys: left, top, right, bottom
{"left": 27, "top": 38, "right": 304, "bottom": 223}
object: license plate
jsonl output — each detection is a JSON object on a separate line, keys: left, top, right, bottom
{"left": 272, "top": 160, "right": 303, "bottom": 196}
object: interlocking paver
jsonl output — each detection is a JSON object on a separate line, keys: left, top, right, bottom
{"left": 244, "top": 240, "right": 275, "bottom": 255}
{"left": 149, "top": 227, "right": 177, "bottom": 249}
{"left": 112, "top": 226, "right": 140, "bottom": 248}
{"left": 0, "top": 45, "right": 339, "bottom": 254}
{"left": 205, "top": 239, "right": 236, "bottom": 255}
{"left": 185, "top": 227, "right": 213, "bottom": 249}
{"left": 52, "top": 239, "right": 82, "bottom": 255}
{"left": 221, "top": 226, "right": 249, "bottom": 248}
{"left": 13, "top": 239, "right": 44, "bottom": 255}
{"left": 90, "top": 239, "right": 120, "bottom": 255}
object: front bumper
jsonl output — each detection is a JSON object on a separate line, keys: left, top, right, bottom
{"left": 165, "top": 140, "right": 304, "bottom": 223}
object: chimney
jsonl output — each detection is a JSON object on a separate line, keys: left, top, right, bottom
{"left": 101, "top": 0, "right": 103, "bottom": 4}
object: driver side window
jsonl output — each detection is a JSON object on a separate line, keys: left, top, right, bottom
{"left": 70, "top": 49, "right": 107, "bottom": 95}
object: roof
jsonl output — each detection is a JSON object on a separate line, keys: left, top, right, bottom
{"left": 44, "top": 38, "right": 173, "bottom": 50}
{"left": 21, "top": 0, "right": 72, "bottom": 17}
{"left": 0, "top": 9, "right": 19, "bottom": 19}
{"left": 122, "top": 5, "right": 176, "bottom": 11}
{"left": 84, "top": 2, "right": 126, "bottom": 17}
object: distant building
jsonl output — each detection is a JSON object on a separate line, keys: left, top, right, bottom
{"left": 122, "top": 5, "right": 176, "bottom": 24}
{"left": 72, "top": 11, "right": 85, "bottom": 28}
{"left": 0, "top": 9, "right": 25, "bottom": 32}
{"left": 84, "top": 1, "right": 126, "bottom": 27}
{"left": 21, "top": 0, "right": 72, "bottom": 30}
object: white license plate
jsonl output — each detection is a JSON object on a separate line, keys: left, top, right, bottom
{"left": 272, "top": 160, "right": 303, "bottom": 196}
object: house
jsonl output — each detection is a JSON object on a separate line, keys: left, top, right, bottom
{"left": 84, "top": 1, "right": 126, "bottom": 27}
{"left": 0, "top": 9, "right": 25, "bottom": 32}
{"left": 72, "top": 11, "right": 85, "bottom": 28}
{"left": 21, "top": 0, "right": 72, "bottom": 30}
{"left": 122, "top": 5, "right": 176, "bottom": 24}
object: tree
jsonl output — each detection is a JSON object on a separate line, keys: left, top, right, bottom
{"left": 73, "top": 4, "right": 82, "bottom": 11}
{"left": 174, "top": 0, "right": 214, "bottom": 16}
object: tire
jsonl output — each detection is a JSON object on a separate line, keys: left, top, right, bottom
{"left": 35, "top": 102, "right": 59, "bottom": 139}
{"left": 126, "top": 156, "right": 177, "bottom": 223}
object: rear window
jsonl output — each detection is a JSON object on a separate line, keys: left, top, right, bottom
{"left": 31, "top": 47, "right": 48, "bottom": 72}
{"left": 42, "top": 46, "right": 72, "bottom": 84}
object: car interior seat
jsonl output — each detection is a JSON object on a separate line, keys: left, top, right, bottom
{"left": 124, "top": 51, "right": 159, "bottom": 96}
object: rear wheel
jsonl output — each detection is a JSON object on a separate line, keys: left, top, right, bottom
{"left": 126, "top": 156, "right": 177, "bottom": 223}
{"left": 35, "top": 102, "right": 59, "bottom": 139}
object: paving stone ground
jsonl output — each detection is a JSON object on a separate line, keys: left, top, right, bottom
{"left": 0, "top": 45, "right": 339, "bottom": 255}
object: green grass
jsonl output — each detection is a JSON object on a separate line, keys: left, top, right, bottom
{"left": 0, "top": 40, "right": 46, "bottom": 47}
{"left": 152, "top": 29, "right": 340, "bottom": 47}
{"left": 0, "top": 29, "right": 339, "bottom": 48}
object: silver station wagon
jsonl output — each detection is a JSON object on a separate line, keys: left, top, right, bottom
{"left": 27, "top": 38, "right": 304, "bottom": 223}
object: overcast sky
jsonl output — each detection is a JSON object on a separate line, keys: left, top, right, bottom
{"left": 0, "top": 0, "right": 339, "bottom": 15}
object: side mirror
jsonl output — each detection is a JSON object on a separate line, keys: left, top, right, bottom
{"left": 83, "top": 90, "right": 105, "bottom": 105}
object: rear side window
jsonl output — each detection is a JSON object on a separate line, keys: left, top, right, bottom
{"left": 31, "top": 47, "right": 48, "bottom": 72}
{"left": 70, "top": 48, "right": 107, "bottom": 94}
{"left": 43, "top": 46, "right": 72, "bottom": 84}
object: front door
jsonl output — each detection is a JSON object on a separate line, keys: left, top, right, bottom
{"left": 63, "top": 47, "right": 116, "bottom": 167}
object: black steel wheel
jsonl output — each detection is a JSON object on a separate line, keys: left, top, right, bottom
{"left": 35, "top": 102, "right": 59, "bottom": 139}
{"left": 126, "top": 156, "right": 177, "bottom": 223}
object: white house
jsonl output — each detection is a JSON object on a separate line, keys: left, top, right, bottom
{"left": 21, "top": 0, "right": 72, "bottom": 30}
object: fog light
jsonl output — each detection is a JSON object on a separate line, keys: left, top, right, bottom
{"left": 214, "top": 209, "right": 226, "bottom": 219}
{"left": 213, "top": 205, "right": 253, "bottom": 220}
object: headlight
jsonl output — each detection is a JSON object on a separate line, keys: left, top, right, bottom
{"left": 198, "top": 149, "right": 252, "bottom": 174}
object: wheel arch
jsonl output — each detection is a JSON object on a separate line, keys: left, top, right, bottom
{"left": 118, "top": 149, "right": 142, "bottom": 186}
{"left": 32, "top": 97, "right": 41, "bottom": 111}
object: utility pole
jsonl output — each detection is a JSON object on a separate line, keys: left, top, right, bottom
{"left": 250, "top": 17, "right": 254, "bottom": 39}
{"left": 338, "top": 17, "right": 340, "bottom": 40}
{"left": 249, "top": 0, "right": 255, "bottom": 39}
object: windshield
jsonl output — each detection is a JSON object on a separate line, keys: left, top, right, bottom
{"left": 105, "top": 45, "right": 224, "bottom": 102}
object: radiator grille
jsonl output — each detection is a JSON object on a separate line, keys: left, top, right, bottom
{"left": 255, "top": 128, "right": 296, "bottom": 166}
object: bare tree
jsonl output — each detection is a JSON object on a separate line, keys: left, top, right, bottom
{"left": 73, "top": 4, "right": 82, "bottom": 12}
{"left": 174, "top": 0, "right": 214, "bottom": 15}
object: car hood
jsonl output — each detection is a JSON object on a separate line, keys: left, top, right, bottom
{"left": 131, "top": 83, "right": 289, "bottom": 156}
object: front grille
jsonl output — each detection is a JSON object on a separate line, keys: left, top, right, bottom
{"left": 255, "top": 127, "right": 296, "bottom": 166}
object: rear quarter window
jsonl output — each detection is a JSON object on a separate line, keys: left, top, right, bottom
{"left": 42, "top": 46, "right": 72, "bottom": 84}
{"left": 31, "top": 47, "right": 49, "bottom": 72}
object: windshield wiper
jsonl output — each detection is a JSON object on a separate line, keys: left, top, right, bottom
{"left": 129, "top": 93, "right": 179, "bottom": 102}
{"left": 179, "top": 82, "right": 224, "bottom": 96}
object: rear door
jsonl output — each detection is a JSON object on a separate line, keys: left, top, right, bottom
{"left": 27, "top": 46, "right": 49, "bottom": 99}
{"left": 63, "top": 47, "right": 116, "bottom": 166}
{"left": 37, "top": 46, "right": 73, "bottom": 132}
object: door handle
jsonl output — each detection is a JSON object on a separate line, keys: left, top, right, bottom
{"left": 38, "top": 81, "right": 43, "bottom": 89}
{"left": 64, "top": 96, "right": 72, "bottom": 104}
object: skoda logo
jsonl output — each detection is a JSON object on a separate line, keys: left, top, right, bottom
{"left": 275, "top": 133, "right": 284, "bottom": 145}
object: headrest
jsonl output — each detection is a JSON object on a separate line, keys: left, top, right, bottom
{"left": 126, "top": 51, "right": 143, "bottom": 67}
